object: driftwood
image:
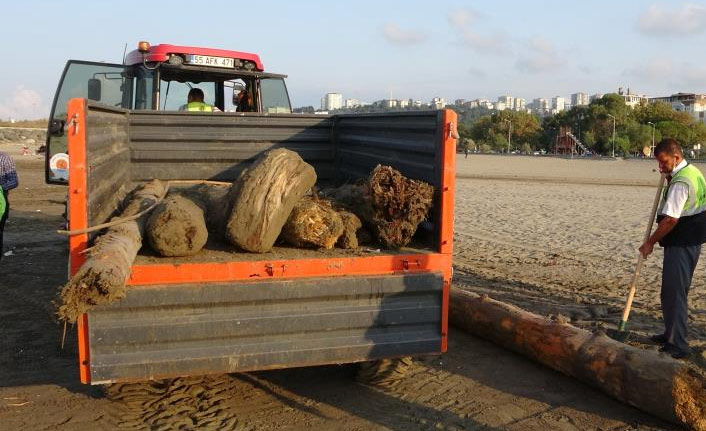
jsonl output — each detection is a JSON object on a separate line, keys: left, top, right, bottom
{"left": 146, "top": 194, "right": 208, "bottom": 257}
{"left": 226, "top": 149, "right": 316, "bottom": 253}
{"left": 280, "top": 197, "right": 344, "bottom": 249}
{"left": 336, "top": 210, "right": 362, "bottom": 249}
{"left": 58, "top": 180, "right": 166, "bottom": 322}
{"left": 332, "top": 165, "right": 433, "bottom": 249}
{"left": 450, "top": 289, "right": 706, "bottom": 431}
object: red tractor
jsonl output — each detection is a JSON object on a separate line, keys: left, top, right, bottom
{"left": 46, "top": 41, "right": 292, "bottom": 183}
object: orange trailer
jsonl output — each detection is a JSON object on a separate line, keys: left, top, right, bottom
{"left": 64, "top": 98, "right": 456, "bottom": 384}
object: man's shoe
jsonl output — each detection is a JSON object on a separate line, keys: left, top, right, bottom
{"left": 659, "top": 345, "right": 690, "bottom": 359}
{"left": 670, "top": 350, "right": 690, "bottom": 359}
{"left": 650, "top": 334, "right": 668, "bottom": 344}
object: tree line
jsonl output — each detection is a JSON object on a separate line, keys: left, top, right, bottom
{"left": 453, "top": 94, "right": 706, "bottom": 157}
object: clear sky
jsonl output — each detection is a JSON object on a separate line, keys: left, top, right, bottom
{"left": 2, "top": 0, "right": 706, "bottom": 119}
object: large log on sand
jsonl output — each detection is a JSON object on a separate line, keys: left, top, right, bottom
{"left": 450, "top": 289, "right": 706, "bottom": 430}
{"left": 58, "top": 180, "right": 166, "bottom": 323}
{"left": 226, "top": 149, "right": 317, "bottom": 252}
{"left": 332, "top": 165, "right": 433, "bottom": 249}
{"left": 145, "top": 194, "right": 208, "bottom": 256}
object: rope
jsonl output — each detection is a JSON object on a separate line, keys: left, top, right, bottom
{"left": 56, "top": 180, "right": 231, "bottom": 236}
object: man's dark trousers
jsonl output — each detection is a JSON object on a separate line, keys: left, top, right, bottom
{"left": 0, "top": 190, "right": 7, "bottom": 263}
{"left": 662, "top": 244, "right": 700, "bottom": 353}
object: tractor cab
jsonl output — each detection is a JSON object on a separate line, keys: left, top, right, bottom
{"left": 46, "top": 42, "right": 292, "bottom": 184}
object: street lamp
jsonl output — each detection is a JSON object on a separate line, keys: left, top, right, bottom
{"left": 648, "top": 121, "right": 656, "bottom": 156}
{"left": 503, "top": 119, "right": 512, "bottom": 154}
{"left": 607, "top": 114, "right": 616, "bottom": 157}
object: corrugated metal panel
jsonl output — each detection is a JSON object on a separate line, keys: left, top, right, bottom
{"left": 128, "top": 112, "right": 334, "bottom": 182}
{"left": 85, "top": 104, "right": 131, "bottom": 229}
{"left": 87, "top": 273, "right": 443, "bottom": 383}
{"left": 334, "top": 111, "right": 442, "bottom": 187}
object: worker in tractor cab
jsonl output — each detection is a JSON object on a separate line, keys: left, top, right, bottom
{"left": 181, "top": 88, "right": 221, "bottom": 112}
{"left": 235, "top": 85, "right": 255, "bottom": 112}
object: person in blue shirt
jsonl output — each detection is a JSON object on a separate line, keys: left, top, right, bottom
{"left": 0, "top": 151, "right": 17, "bottom": 262}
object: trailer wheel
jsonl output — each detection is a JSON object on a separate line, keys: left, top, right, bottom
{"left": 356, "top": 357, "right": 414, "bottom": 387}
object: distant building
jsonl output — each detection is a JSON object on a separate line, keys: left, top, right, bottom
{"left": 413, "top": 99, "right": 423, "bottom": 108}
{"left": 498, "top": 96, "right": 514, "bottom": 111}
{"left": 514, "top": 98, "right": 526, "bottom": 111}
{"left": 430, "top": 97, "right": 446, "bottom": 109}
{"left": 321, "top": 93, "right": 343, "bottom": 110}
{"left": 590, "top": 93, "right": 604, "bottom": 102}
{"left": 382, "top": 99, "right": 398, "bottom": 108}
{"left": 399, "top": 99, "right": 410, "bottom": 108}
{"left": 454, "top": 99, "right": 466, "bottom": 106}
{"left": 494, "top": 101, "right": 507, "bottom": 111}
{"left": 650, "top": 93, "right": 706, "bottom": 124}
{"left": 344, "top": 98, "right": 360, "bottom": 108}
{"left": 467, "top": 98, "right": 492, "bottom": 109}
{"left": 532, "top": 98, "right": 549, "bottom": 115}
{"left": 552, "top": 96, "right": 566, "bottom": 112}
{"left": 617, "top": 88, "right": 648, "bottom": 108}
{"left": 571, "top": 92, "right": 590, "bottom": 106}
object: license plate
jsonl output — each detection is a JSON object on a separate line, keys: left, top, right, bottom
{"left": 186, "top": 55, "right": 235, "bottom": 68}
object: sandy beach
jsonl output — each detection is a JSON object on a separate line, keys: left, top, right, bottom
{"left": 454, "top": 154, "right": 706, "bottom": 360}
{"left": 0, "top": 142, "right": 692, "bottom": 430}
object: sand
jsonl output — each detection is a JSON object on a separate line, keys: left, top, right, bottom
{"left": 0, "top": 142, "right": 689, "bottom": 431}
{"left": 454, "top": 154, "right": 706, "bottom": 363}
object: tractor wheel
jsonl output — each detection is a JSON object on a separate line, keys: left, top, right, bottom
{"left": 356, "top": 357, "right": 414, "bottom": 387}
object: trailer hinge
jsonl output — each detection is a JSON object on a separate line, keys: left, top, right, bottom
{"left": 447, "top": 121, "right": 459, "bottom": 140}
{"left": 66, "top": 113, "right": 80, "bottom": 135}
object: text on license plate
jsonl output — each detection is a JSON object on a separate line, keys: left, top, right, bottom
{"left": 186, "top": 55, "right": 235, "bottom": 68}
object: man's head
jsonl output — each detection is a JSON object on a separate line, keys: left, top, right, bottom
{"left": 187, "top": 88, "right": 205, "bottom": 103}
{"left": 654, "top": 138, "right": 684, "bottom": 174}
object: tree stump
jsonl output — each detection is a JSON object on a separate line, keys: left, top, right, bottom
{"left": 450, "top": 288, "right": 706, "bottom": 431}
{"left": 332, "top": 165, "right": 434, "bottom": 249}
{"left": 58, "top": 180, "right": 166, "bottom": 322}
{"left": 226, "top": 149, "right": 316, "bottom": 253}
{"left": 280, "top": 197, "right": 344, "bottom": 249}
{"left": 146, "top": 194, "right": 208, "bottom": 257}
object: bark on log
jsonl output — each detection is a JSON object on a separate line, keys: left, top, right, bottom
{"left": 450, "top": 288, "right": 706, "bottom": 431}
{"left": 226, "top": 149, "right": 317, "bottom": 253}
{"left": 280, "top": 197, "right": 344, "bottom": 249}
{"left": 145, "top": 194, "right": 208, "bottom": 257}
{"left": 58, "top": 180, "right": 166, "bottom": 323}
{"left": 331, "top": 165, "right": 433, "bottom": 249}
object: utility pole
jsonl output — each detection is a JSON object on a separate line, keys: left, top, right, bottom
{"left": 504, "top": 119, "right": 512, "bottom": 154}
{"left": 607, "top": 114, "right": 616, "bottom": 157}
{"left": 648, "top": 121, "right": 656, "bottom": 156}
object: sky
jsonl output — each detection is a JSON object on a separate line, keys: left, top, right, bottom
{"left": 2, "top": 0, "right": 706, "bottom": 119}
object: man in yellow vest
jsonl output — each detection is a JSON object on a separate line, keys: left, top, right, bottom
{"left": 640, "top": 138, "right": 706, "bottom": 359}
{"left": 181, "top": 88, "right": 220, "bottom": 112}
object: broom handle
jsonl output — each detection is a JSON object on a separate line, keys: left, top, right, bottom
{"left": 619, "top": 173, "right": 666, "bottom": 330}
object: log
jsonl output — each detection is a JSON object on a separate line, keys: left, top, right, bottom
{"left": 450, "top": 288, "right": 706, "bottom": 431}
{"left": 336, "top": 210, "right": 362, "bottom": 249}
{"left": 280, "top": 197, "right": 344, "bottom": 249}
{"left": 58, "top": 180, "right": 166, "bottom": 322}
{"left": 331, "top": 165, "right": 433, "bottom": 249}
{"left": 145, "top": 194, "right": 208, "bottom": 257}
{"left": 226, "top": 149, "right": 316, "bottom": 253}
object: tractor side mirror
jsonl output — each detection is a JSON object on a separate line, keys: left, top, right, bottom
{"left": 88, "top": 78, "right": 102, "bottom": 101}
{"left": 49, "top": 119, "right": 65, "bottom": 137}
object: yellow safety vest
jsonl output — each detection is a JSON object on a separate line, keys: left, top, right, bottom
{"left": 187, "top": 102, "right": 213, "bottom": 112}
